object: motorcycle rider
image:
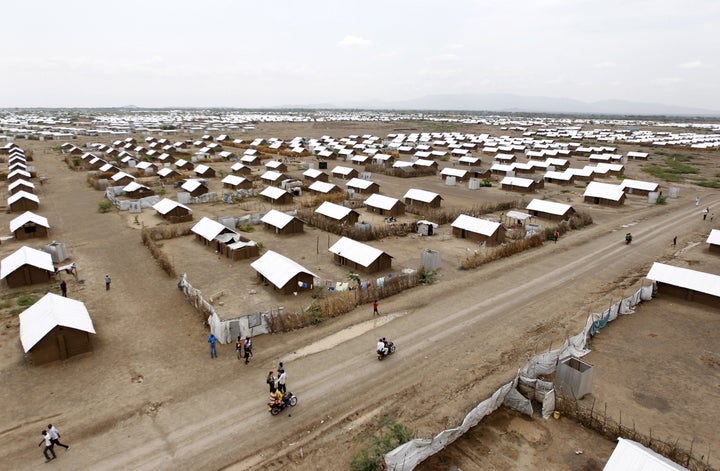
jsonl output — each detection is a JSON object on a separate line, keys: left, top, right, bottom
{"left": 377, "top": 338, "right": 388, "bottom": 357}
{"left": 625, "top": 232, "right": 632, "bottom": 244}
{"left": 269, "top": 386, "right": 283, "bottom": 407}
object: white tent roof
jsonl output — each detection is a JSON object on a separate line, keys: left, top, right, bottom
{"left": 707, "top": 229, "right": 720, "bottom": 246}
{"left": 1, "top": 246, "right": 54, "bottom": 279}
{"left": 8, "top": 169, "right": 31, "bottom": 179}
{"left": 346, "top": 177, "right": 374, "bottom": 190}
{"left": 265, "top": 160, "right": 284, "bottom": 169}
{"left": 308, "top": 181, "right": 337, "bottom": 193}
{"left": 315, "top": 201, "right": 354, "bottom": 220}
{"left": 603, "top": 438, "right": 687, "bottom": 471}
{"left": 331, "top": 165, "right": 354, "bottom": 176}
{"left": 250, "top": 250, "right": 318, "bottom": 289}
{"left": 9, "top": 211, "right": 50, "bottom": 233}
{"left": 364, "top": 194, "right": 400, "bottom": 211}
{"left": 110, "top": 171, "right": 135, "bottom": 182}
{"left": 152, "top": 198, "right": 190, "bottom": 215}
{"left": 191, "top": 217, "right": 235, "bottom": 241}
{"left": 261, "top": 209, "right": 295, "bottom": 229}
{"left": 328, "top": 236, "right": 388, "bottom": 268}
{"left": 19, "top": 293, "right": 96, "bottom": 353}
{"left": 544, "top": 171, "right": 573, "bottom": 181}
{"left": 526, "top": 199, "right": 572, "bottom": 216}
{"left": 451, "top": 214, "right": 501, "bottom": 236}
{"left": 458, "top": 156, "right": 480, "bottom": 164}
{"left": 260, "top": 170, "right": 283, "bottom": 181}
{"left": 122, "top": 181, "right": 149, "bottom": 192}
{"left": 181, "top": 179, "right": 204, "bottom": 192}
{"left": 583, "top": 182, "right": 625, "bottom": 201}
{"left": 620, "top": 179, "right": 659, "bottom": 192}
{"left": 221, "top": 174, "right": 247, "bottom": 186}
{"left": 440, "top": 168, "right": 468, "bottom": 177}
{"left": 157, "top": 167, "right": 177, "bottom": 177}
{"left": 303, "top": 168, "right": 324, "bottom": 178}
{"left": 501, "top": 176, "right": 534, "bottom": 188}
{"left": 646, "top": 262, "right": 720, "bottom": 298}
{"left": 8, "top": 179, "right": 35, "bottom": 192}
{"left": 194, "top": 164, "right": 211, "bottom": 174}
{"left": 231, "top": 162, "right": 249, "bottom": 172}
{"left": 403, "top": 188, "right": 441, "bottom": 203}
{"left": 8, "top": 190, "right": 40, "bottom": 205}
{"left": 259, "top": 186, "right": 289, "bottom": 200}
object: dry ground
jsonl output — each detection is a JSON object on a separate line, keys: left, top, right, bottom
{"left": 0, "top": 121, "right": 718, "bottom": 471}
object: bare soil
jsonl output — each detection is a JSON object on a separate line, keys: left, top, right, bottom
{"left": 0, "top": 121, "right": 719, "bottom": 470}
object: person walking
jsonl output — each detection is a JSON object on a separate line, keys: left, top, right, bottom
{"left": 696, "top": 196, "right": 701, "bottom": 206}
{"left": 277, "top": 362, "right": 284, "bottom": 376}
{"left": 266, "top": 371, "right": 276, "bottom": 392}
{"left": 104, "top": 274, "right": 111, "bottom": 290}
{"left": 372, "top": 300, "right": 379, "bottom": 316}
{"left": 38, "top": 430, "right": 56, "bottom": 462}
{"left": 277, "top": 369, "right": 287, "bottom": 394}
{"left": 673, "top": 236, "right": 677, "bottom": 247}
{"left": 60, "top": 280, "right": 67, "bottom": 297}
{"left": 208, "top": 333, "right": 217, "bottom": 358}
{"left": 703, "top": 207, "right": 709, "bottom": 220}
{"left": 235, "top": 336, "right": 243, "bottom": 360}
{"left": 243, "top": 336, "right": 253, "bottom": 364}
{"left": 553, "top": 230, "right": 559, "bottom": 243}
{"left": 48, "top": 424, "right": 69, "bottom": 450}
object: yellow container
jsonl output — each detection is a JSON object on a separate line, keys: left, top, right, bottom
{"left": 553, "top": 411, "right": 560, "bottom": 419}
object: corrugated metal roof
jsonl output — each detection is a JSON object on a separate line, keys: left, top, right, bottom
{"left": 9, "top": 211, "right": 50, "bottom": 233}
{"left": 157, "top": 167, "right": 176, "bottom": 177}
{"left": 620, "top": 179, "right": 659, "bottom": 192}
{"left": 501, "top": 176, "right": 533, "bottom": 187}
{"left": 346, "top": 178, "right": 373, "bottom": 190}
{"left": 315, "top": 201, "right": 353, "bottom": 220}
{"left": 440, "top": 168, "right": 468, "bottom": 177}
{"left": 309, "top": 181, "right": 337, "bottom": 193}
{"left": 331, "top": 165, "right": 354, "bottom": 175}
{"left": 603, "top": 438, "right": 687, "bottom": 471}
{"left": 191, "top": 217, "right": 234, "bottom": 241}
{"left": 303, "top": 168, "right": 323, "bottom": 178}
{"left": 122, "top": 182, "right": 149, "bottom": 192}
{"left": 526, "top": 199, "right": 572, "bottom": 216}
{"left": 111, "top": 171, "right": 134, "bottom": 182}
{"left": 19, "top": 293, "right": 95, "bottom": 353}
{"left": 259, "top": 186, "right": 289, "bottom": 200}
{"left": 8, "top": 179, "right": 35, "bottom": 191}
{"left": 221, "top": 175, "right": 246, "bottom": 185}
{"left": 250, "top": 250, "right": 318, "bottom": 289}
{"left": 646, "top": 262, "right": 720, "bottom": 297}
{"left": 260, "top": 170, "right": 283, "bottom": 181}
{"left": 181, "top": 179, "right": 203, "bottom": 192}
{"left": 583, "top": 182, "right": 625, "bottom": 201}
{"left": 8, "top": 190, "right": 40, "bottom": 205}
{"left": 708, "top": 229, "right": 720, "bottom": 246}
{"left": 328, "top": 236, "right": 387, "bottom": 267}
{"left": 403, "top": 188, "right": 441, "bottom": 203}
{"left": 152, "top": 198, "right": 190, "bottom": 215}
{"left": 1, "top": 246, "right": 54, "bottom": 279}
{"left": 451, "top": 214, "right": 501, "bottom": 236}
{"left": 364, "top": 194, "right": 400, "bottom": 211}
{"left": 261, "top": 209, "right": 295, "bottom": 229}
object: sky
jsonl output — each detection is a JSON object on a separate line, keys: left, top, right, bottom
{"left": 1, "top": 0, "right": 719, "bottom": 110}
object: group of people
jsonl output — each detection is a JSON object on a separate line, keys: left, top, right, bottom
{"left": 207, "top": 333, "right": 253, "bottom": 362}
{"left": 267, "top": 362, "right": 288, "bottom": 406}
{"left": 235, "top": 335, "right": 253, "bottom": 364}
{"left": 38, "top": 424, "right": 69, "bottom": 462}
{"left": 376, "top": 337, "right": 391, "bottom": 356}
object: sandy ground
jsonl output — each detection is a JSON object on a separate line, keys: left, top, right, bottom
{"left": 0, "top": 121, "right": 719, "bottom": 470}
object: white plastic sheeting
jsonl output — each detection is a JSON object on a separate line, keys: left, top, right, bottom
{"left": 385, "top": 284, "right": 652, "bottom": 470}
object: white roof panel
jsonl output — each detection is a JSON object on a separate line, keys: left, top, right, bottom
{"left": 309, "top": 181, "right": 337, "bottom": 193}
{"left": 403, "top": 188, "right": 441, "bottom": 203}
{"left": 328, "top": 236, "right": 387, "bottom": 268}
{"left": 191, "top": 217, "right": 235, "bottom": 241}
{"left": 525, "top": 199, "right": 572, "bottom": 216}
{"left": 8, "top": 190, "right": 40, "bottom": 205}
{"left": 646, "top": 262, "right": 720, "bottom": 298}
{"left": 221, "top": 174, "right": 247, "bottom": 186}
{"left": 501, "top": 176, "right": 533, "bottom": 187}
{"left": 346, "top": 178, "right": 373, "bottom": 190}
{"left": 707, "top": 229, "right": 720, "bottom": 246}
{"left": 152, "top": 198, "right": 190, "bottom": 215}
{"left": 19, "top": 293, "right": 95, "bottom": 353}
{"left": 315, "top": 201, "right": 353, "bottom": 220}
{"left": 451, "top": 214, "right": 501, "bottom": 236}
{"left": 603, "top": 438, "right": 688, "bottom": 471}
{"left": 250, "top": 250, "right": 318, "bottom": 289}
{"left": 364, "top": 194, "right": 400, "bottom": 211}
{"left": 9, "top": 211, "right": 50, "bottom": 233}
{"left": 261, "top": 209, "right": 295, "bottom": 229}
{"left": 583, "top": 182, "right": 625, "bottom": 201}
{"left": 1, "top": 246, "right": 54, "bottom": 279}
{"left": 259, "top": 186, "right": 289, "bottom": 200}
{"left": 440, "top": 168, "right": 468, "bottom": 177}
{"left": 620, "top": 179, "right": 659, "bottom": 192}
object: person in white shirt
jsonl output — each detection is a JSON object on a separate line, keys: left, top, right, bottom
{"left": 277, "top": 370, "right": 287, "bottom": 394}
{"left": 377, "top": 339, "right": 388, "bottom": 356}
{"left": 48, "top": 424, "right": 69, "bottom": 450}
{"left": 38, "top": 430, "right": 56, "bottom": 462}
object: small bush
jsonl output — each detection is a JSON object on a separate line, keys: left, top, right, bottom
{"left": 656, "top": 195, "right": 668, "bottom": 205}
{"left": 237, "top": 223, "right": 255, "bottom": 232}
{"left": 98, "top": 200, "right": 113, "bottom": 213}
{"left": 350, "top": 417, "right": 414, "bottom": 471}
{"left": 17, "top": 295, "right": 38, "bottom": 306}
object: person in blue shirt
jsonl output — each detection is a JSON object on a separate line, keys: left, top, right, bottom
{"left": 208, "top": 333, "right": 217, "bottom": 358}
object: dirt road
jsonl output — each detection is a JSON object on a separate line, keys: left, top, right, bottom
{"left": 1, "top": 139, "right": 717, "bottom": 470}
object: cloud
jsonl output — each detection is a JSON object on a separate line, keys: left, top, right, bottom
{"left": 654, "top": 77, "right": 683, "bottom": 86}
{"left": 594, "top": 61, "right": 617, "bottom": 69}
{"left": 428, "top": 53, "right": 460, "bottom": 62}
{"left": 337, "top": 35, "right": 372, "bottom": 48}
{"left": 446, "top": 43, "right": 464, "bottom": 50}
{"left": 678, "top": 60, "right": 705, "bottom": 69}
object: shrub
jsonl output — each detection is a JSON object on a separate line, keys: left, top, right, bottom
{"left": 350, "top": 417, "right": 414, "bottom": 471}
{"left": 656, "top": 195, "right": 668, "bottom": 205}
{"left": 98, "top": 200, "right": 113, "bottom": 213}
{"left": 17, "top": 295, "right": 38, "bottom": 306}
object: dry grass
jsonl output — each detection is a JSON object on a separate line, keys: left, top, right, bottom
{"left": 461, "top": 234, "right": 545, "bottom": 270}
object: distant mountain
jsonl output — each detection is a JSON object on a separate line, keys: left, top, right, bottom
{"left": 334, "top": 93, "right": 719, "bottom": 117}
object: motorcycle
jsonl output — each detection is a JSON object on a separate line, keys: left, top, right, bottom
{"left": 268, "top": 392, "right": 297, "bottom": 416}
{"left": 377, "top": 341, "right": 396, "bottom": 361}
{"left": 625, "top": 233, "right": 633, "bottom": 245}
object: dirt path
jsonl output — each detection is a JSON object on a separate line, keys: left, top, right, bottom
{"left": 1, "top": 140, "right": 717, "bottom": 470}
